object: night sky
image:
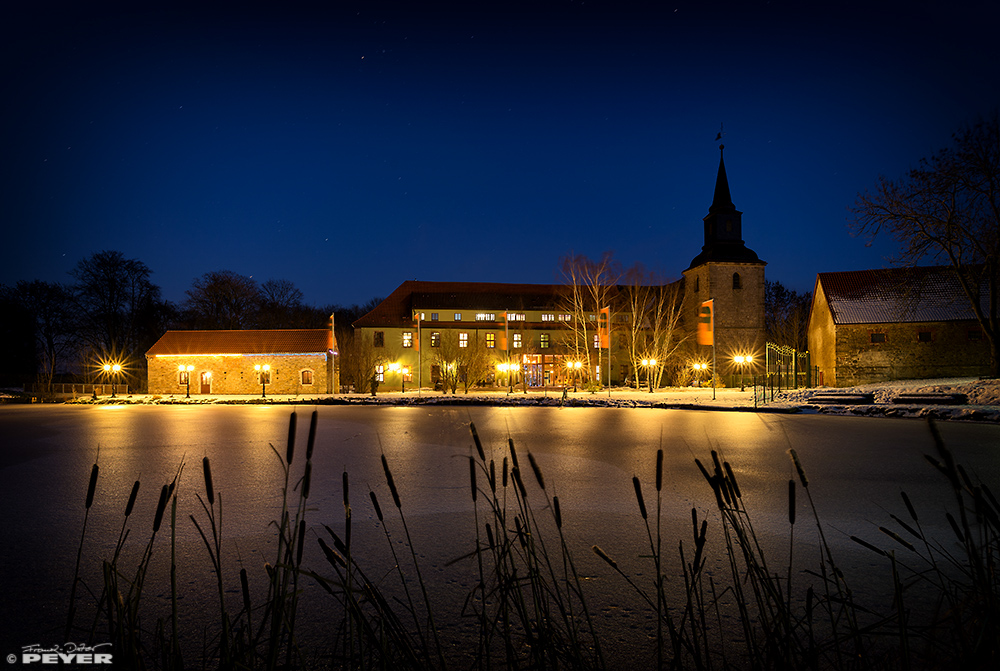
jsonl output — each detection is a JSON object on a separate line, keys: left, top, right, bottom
{"left": 3, "top": 1, "right": 999, "bottom": 309}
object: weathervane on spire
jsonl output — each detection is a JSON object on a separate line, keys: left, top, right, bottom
{"left": 714, "top": 122, "right": 725, "bottom": 145}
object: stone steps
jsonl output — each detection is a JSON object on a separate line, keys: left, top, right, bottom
{"left": 891, "top": 392, "right": 968, "bottom": 405}
{"left": 809, "top": 392, "right": 876, "bottom": 405}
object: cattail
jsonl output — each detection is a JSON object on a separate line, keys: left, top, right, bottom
{"left": 470, "top": 422, "right": 486, "bottom": 462}
{"left": 302, "top": 462, "right": 312, "bottom": 499}
{"left": 692, "top": 520, "right": 707, "bottom": 569}
{"left": 485, "top": 523, "right": 495, "bottom": 550}
{"left": 655, "top": 449, "right": 663, "bottom": 492}
{"left": 202, "top": 456, "right": 215, "bottom": 506}
{"left": 489, "top": 459, "right": 496, "bottom": 494}
{"left": 306, "top": 410, "right": 318, "bottom": 461}
{"left": 369, "top": 491, "right": 384, "bottom": 522}
{"left": 711, "top": 450, "right": 723, "bottom": 478}
{"left": 957, "top": 464, "right": 974, "bottom": 492}
{"left": 317, "top": 538, "right": 346, "bottom": 568}
{"left": 878, "top": 526, "right": 916, "bottom": 552}
{"left": 850, "top": 535, "right": 887, "bottom": 557}
{"left": 553, "top": 496, "right": 562, "bottom": 529}
{"left": 889, "top": 514, "right": 922, "bottom": 541}
{"left": 326, "top": 525, "right": 348, "bottom": 555}
{"left": 469, "top": 456, "right": 477, "bottom": 502}
{"left": 265, "top": 562, "right": 274, "bottom": 579}
{"left": 502, "top": 457, "right": 509, "bottom": 488}
{"left": 592, "top": 545, "right": 617, "bottom": 569}
{"left": 514, "top": 516, "right": 526, "bottom": 547}
{"left": 694, "top": 458, "right": 712, "bottom": 486}
{"left": 788, "top": 449, "right": 809, "bottom": 488}
{"left": 342, "top": 471, "right": 350, "bottom": 509}
{"left": 85, "top": 463, "right": 99, "bottom": 509}
{"left": 153, "top": 484, "right": 169, "bottom": 532}
{"left": 240, "top": 568, "right": 251, "bottom": 614}
{"left": 124, "top": 480, "right": 140, "bottom": 517}
{"left": 901, "top": 491, "right": 918, "bottom": 522}
{"left": 512, "top": 467, "right": 527, "bottom": 499}
{"left": 691, "top": 508, "right": 699, "bottom": 541}
{"left": 296, "top": 519, "right": 306, "bottom": 565}
{"left": 633, "top": 476, "right": 647, "bottom": 520}
{"left": 345, "top": 505, "right": 352, "bottom": 550}
{"left": 381, "top": 454, "right": 401, "bottom": 509}
{"left": 788, "top": 479, "right": 796, "bottom": 525}
{"left": 286, "top": 412, "right": 297, "bottom": 465}
{"left": 945, "top": 512, "right": 965, "bottom": 542}
{"left": 724, "top": 461, "right": 741, "bottom": 499}
{"left": 508, "top": 438, "right": 520, "bottom": 470}
{"left": 527, "top": 453, "right": 545, "bottom": 490}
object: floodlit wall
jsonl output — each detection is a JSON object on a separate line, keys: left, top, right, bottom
{"left": 146, "top": 353, "right": 332, "bottom": 396}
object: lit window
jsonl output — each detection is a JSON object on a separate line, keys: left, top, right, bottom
{"left": 455, "top": 313, "right": 462, "bottom": 321}
{"left": 301, "top": 370, "right": 313, "bottom": 385}
{"left": 259, "top": 369, "right": 271, "bottom": 384}
{"left": 476, "top": 313, "right": 496, "bottom": 321}
{"left": 593, "top": 334, "right": 601, "bottom": 349}
{"left": 486, "top": 333, "right": 496, "bottom": 348}
{"left": 431, "top": 332, "right": 441, "bottom": 347}
{"left": 513, "top": 333, "right": 522, "bottom": 348}
{"left": 459, "top": 332, "right": 469, "bottom": 348}
{"left": 558, "top": 314, "right": 571, "bottom": 322}
{"left": 179, "top": 370, "right": 189, "bottom": 385}
{"left": 589, "top": 314, "right": 596, "bottom": 321}
{"left": 541, "top": 314, "right": 555, "bottom": 322}
{"left": 871, "top": 333, "right": 886, "bottom": 344}
{"left": 508, "top": 313, "right": 525, "bottom": 321}
{"left": 431, "top": 313, "right": 439, "bottom": 321}
{"left": 402, "top": 332, "right": 413, "bottom": 348}
{"left": 375, "top": 365, "right": 384, "bottom": 382}
{"left": 374, "top": 331, "right": 385, "bottom": 347}
{"left": 540, "top": 334, "right": 550, "bottom": 349}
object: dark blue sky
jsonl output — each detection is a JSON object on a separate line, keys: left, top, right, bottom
{"left": 3, "top": 1, "right": 999, "bottom": 308}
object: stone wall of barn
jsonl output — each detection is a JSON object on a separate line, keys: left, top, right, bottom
{"left": 146, "top": 353, "right": 332, "bottom": 396}
{"left": 832, "top": 320, "right": 990, "bottom": 386}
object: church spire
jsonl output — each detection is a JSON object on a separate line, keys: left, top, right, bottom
{"left": 686, "top": 145, "right": 764, "bottom": 270}
{"left": 709, "top": 144, "right": 735, "bottom": 214}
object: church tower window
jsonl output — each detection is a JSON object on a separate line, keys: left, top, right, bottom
{"left": 732, "top": 272, "right": 742, "bottom": 290}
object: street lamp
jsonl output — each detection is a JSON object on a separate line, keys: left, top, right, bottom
{"left": 641, "top": 359, "right": 657, "bottom": 393}
{"left": 254, "top": 364, "right": 271, "bottom": 398}
{"left": 103, "top": 363, "right": 122, "bottom": 397}
{"left": 692, "top": 362, "right": 708, "bottom": 387}
{"left": 565, "top": 360, "right": 582, "bottom": 392}
{"left": 388, "top": 362, "right": 404, "bottom": 393}
{"left": 179, "top": 364, "right": 194, "bottom": 398}
{"left": 734, "top": 355, "right": 753, "bottom": 391}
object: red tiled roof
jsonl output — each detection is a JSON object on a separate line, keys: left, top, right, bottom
{"left": 352, "top": 280, "right": 571, "bottom": 328}
{"left": 817, "top": 266, "right": 986, "bottom": 324}
{"left": 146, "top": 329, "right": 332, "bottom": 356}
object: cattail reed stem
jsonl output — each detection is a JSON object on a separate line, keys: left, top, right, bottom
{"left": 369, "top": 490, "right": 383, "bottom": 521}
{"left": 302, "top": 462, "right": 312, "bottom": 499}
{"left": 469, "top": 456, "right": 477, "bottom": 502}
{"left": 202, "top": 457, "right": 214, "bottom": 506}
{"left": 789, "top": 449, "right": 809, "bottom": 488}
{"left": 342, "top": 471, "right": 349, "bottom": 509}
{"left": 901, "top": 491, "right": 918, "bottom": 522}
{"left": 153, "top": 484, "right": 169, "bottom": 532}
{"left": 656, "top": 449, "right": 663, "bottom": 491}
{"left": 286, "top": 411, "right": 297, "bottom": 464}
{"left": 592, "top": 545, "right": 617, "bottom": 569}
{"left": 125, "top": 480, "right": 140, "bottom": 516}
{"left": 470, "top": 422, "right": 486, "bottom": 462}
{"left": 85, "top": 463, "right": 99, "bottom": 509}
{"left": 381, "top": 454, "right": 401, "bottom": 508}
{"left": 724, "top": 461, "right": 741, "bottom": 499}
{"left": 633, "top": 476, "right": 647, "bottom": 519}
{"left": 528, "top": 452, "right": 545, "bottom": 490}
{"left": 553, "top": 495, "right": 562, "bottom": 529}
{"left": 306, "top": 409, "right": 317, "bottom": 461}
{"left": 788, "top": 479, "right": 796, "bottom": 525}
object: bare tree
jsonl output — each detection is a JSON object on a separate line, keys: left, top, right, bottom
{"left": 339, "top": 329, "right": 389, "bottom": 394}
{"left": 258, "top": 279, "right": 305, "bottom": 328}
{"left": 3, "top": 281, "right": 78, "bottom": 391}
{"left": 621, "top": 265, "right": 686, "bottom": 388}
{"left": 764, "top": 280, "right": 811, "bottom": 351}
{"left": 852, "top": 113, "right": 1000, "bottom": 374}
{"left": 184, "top": 270, "right": 261, "bottom": 329}
{"left": 560, "top": 251, "right": 621, "bottom": 385}
{"left": 72, "top": 250, "right": 168, "bottom": 391}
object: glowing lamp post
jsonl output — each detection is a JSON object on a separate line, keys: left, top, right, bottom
{"left": 389, "top": 363, "right": 405, "bottom": 393}
{"left": 103, "top": 363, "right": 122, "bottom": 397}
{"left": 641, "top": 359, "right": 657, "bottom": 393}
{"left": 692, "top": 362, "right": 708, "bottom": 387}
{"left": 254, "top": 364, "right": 271, "bottom": 398}
{"left": 565, "top": 360, "right": 582, "bottom": 392}
{"left": 734, "top": 355, "right": 753, "bottom": 391}
{"left": 179, "top": 364, "right": 194, "bottom": 398}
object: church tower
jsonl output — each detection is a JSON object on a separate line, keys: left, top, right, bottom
{"left": 682, "top": 146, "right": 766, "bottom": 371}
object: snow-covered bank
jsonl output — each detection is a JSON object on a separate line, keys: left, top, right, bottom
{"left": 52, "top": 377, "right": 1000, "bottom": 422}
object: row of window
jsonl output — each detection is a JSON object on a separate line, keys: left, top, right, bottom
{"left": 869, "top": 329, "right": 983, "bottom": 344}
{"left": 178, "top": 369, "right": 315, "bottom": 385}
{"left": 692, "top": 273, "right": 743, "bottom": 293}
{"left": 415, "top": 312, "right": 578, "bottom": 322}
{"left": 377, "top": 331, "right": 607, "bottom": 349}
